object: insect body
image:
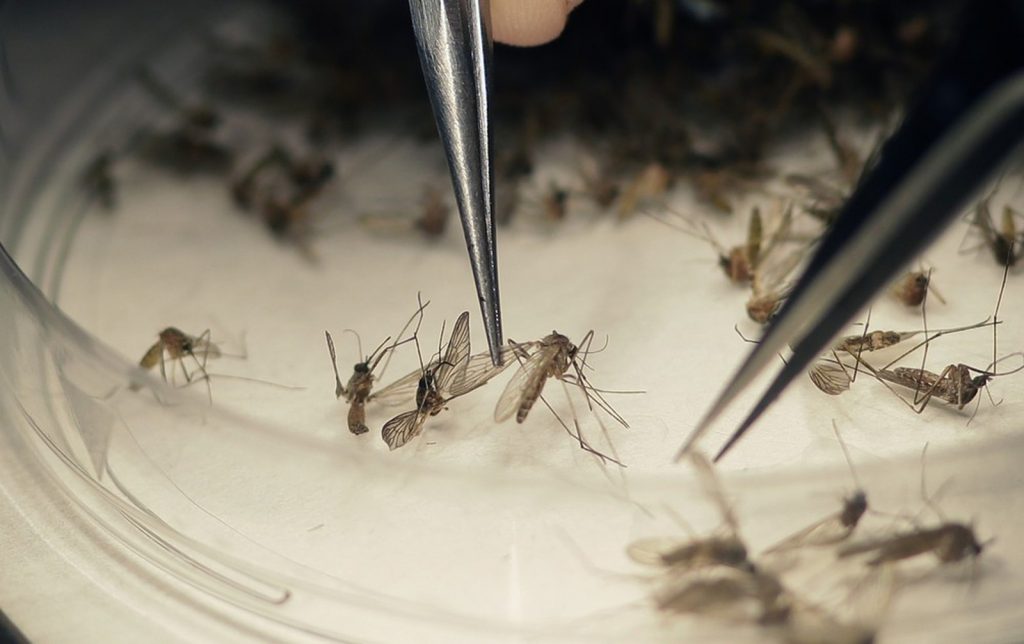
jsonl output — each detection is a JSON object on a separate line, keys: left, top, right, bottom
{"left": 965, "top": 196, "right": 1023, "bottom": 267}
{"left": 765, "top": 422, "right": 868, "bottom": 553}
{"left": 326, "top": 332, "right": 392, "bottom": 435}
{"left": 134, "top": 327, "right": 221, "bottom": 393}
{"left": 838, "top": 522, "right": 983, "bottom": 566}
{"left": 875, "top": 363, "right": 992, "bottom": 411}
{"left": 495, "top": 332, "right": 578, "bottom": 424}
{"left": 380, "top": 311, "right": 504, "bottom": 450}
{"left": 628, "top": 453, "right": 753, "bottom": 573}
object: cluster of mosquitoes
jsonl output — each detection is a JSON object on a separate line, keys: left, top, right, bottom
{"left": 76, "top": 5, "right": 1024, "bottom": 641}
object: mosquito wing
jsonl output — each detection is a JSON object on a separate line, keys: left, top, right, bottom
{"left": 689, "top": 451, "right": 740, "bottom": 536}
{"left": 764, "top": 513, "right": 852, "bottom": 554}
{"left": 436, "top": 311, "right": 471, "bottom": 394}
{"left": 626, "top": 537, "right": 685, "bottom": 567}
{"left": 808, "top": 359, "right": 851, "bottom": 395}
{"left": 381, "top": 408, "right": 428, "bottom": 450}
{"left": 448, "top": 343, "right": 533, "bottom": 398}
{"left": 372, "top": 359, "right": 438, "bottom": 407}
{"left": 139, "top": 341, "right": 163, "bottom": 369}
{"left": 493, "top": 342, "right": 559, "bottom": 423}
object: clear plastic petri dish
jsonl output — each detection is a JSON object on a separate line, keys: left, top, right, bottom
{"left": 2, "top": 2, "right": 1023, "bottom": 642}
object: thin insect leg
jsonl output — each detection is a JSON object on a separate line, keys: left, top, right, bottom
{"left": 658, "top": 503, "right": 697, "bottom": 538}
{"left": 189, "top": 329, "right": 214, "bottom": 405}
{"left": 325, "top": 331, "right": 346, "bottom": 398}
{"left": 919, "top": 444, "right": 949, "bottom": 524}
{"left": 158, "top": 343, "right": 170, "bottom": 384}
{"left": 562, "top": 377, "right": 625, "bottom": 468}
{"left": 563, "top": 371, "right": 630, "bottom": 429}
{"left": 196, "top": 329, "right": 214, "bottom": 373}
{"left": 535, "top": 385, "right": 624, "bottom": 467}
{"left": 851, "top": 308, "right": 873, "bottom": 383}
{"left": 912, "top": 364, "right": 956, "bottom": 409}
{"left": 375, "top": 299, "right": 431, "bottom": 380}
{"left": 829, "top": 349, "right": 858, "bottom": 385}
{"left": 992, "top": 264, "right": 1009, "bottom": 380}
{"left": 832, "top": 419, "right": 862, "bottom": 490}
{"left": 915, "top": 280, "right": 933, "bottom": 404}
{"left": 850, "top": 354, "right": 934, "bottom": 414}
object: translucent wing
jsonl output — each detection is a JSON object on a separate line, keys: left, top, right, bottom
{"left": 358, "top": 213, "right": 415, "bottom": 235}
{"left": 436, "top": 311, "right": 471, "bottom": 393}
{"left": 493, "top": 343, "right": 558, "bottom": 423}
{"left": 381, "top": 409, "right": 427, "bottom": 450}
{"left": 371, "top": 359, "right": 438, "bottom": 407}
{"left": 448, "top": 343, "right": 530, "bottom": 398}
{"left": 764, "top": 514, "right": 852, "bottom": 554}
{"left": 626, "top": 537, "right": 684, "bottom": 566}
{"left": 808, "top": 359, "right": 851, "bottom": 395}
{"left": 689, "top": 451, "right": 740, "bottom": 537}
{"left": 138, "top": 341, "right": 163, "bottom": 369}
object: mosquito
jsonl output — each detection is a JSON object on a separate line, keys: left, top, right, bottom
{"left": 808, "top": 317, "right": 997, "bottom": 396}
{"left": 764, "top": 421, "right": 868, "bottom": 554}
{"left": 380, "top": 311, "right": 507, "bottom": 450}
{"left": 862, "top": 356, "right": 1024, "bottom": 413}
{"left": 324, "top": 301, "right": 428, "bottom": 435}
{"left": 627, "top": 452, "right": 753, "bottom": 573}
{"left": 358, "top": 185, "right": 450, "bottom": 239}
{"left": 837, "top": 447, "right": 989, "bottom": 568}
{"left": 889, "top": 269, "right": 945, "bottom": 307}
{"left": 616, "top": 162, "right": 671, "bottom": 218}
{"left": 232, "top": 145, "right": 333, "bottom": 256}
{"left": 649, "top": 203, "right": 787, "bottom": 286}
{"left": 493, "top": 330, "right": 633, "bottom": 464}
{"left": 962, "top": 194, "right": 1023, "bottom": 267}
{"left": 133, "top": 68, "right": 233, "bottom": 176}
{"left": 653, "top": 567, "right": 790, "bottom": 625}
{"left": 132, "top": 327, "right": 221, "bottom": 401}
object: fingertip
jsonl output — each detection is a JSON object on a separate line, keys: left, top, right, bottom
{"left": 492, "top": 0, "right": 583, "bottom": 47}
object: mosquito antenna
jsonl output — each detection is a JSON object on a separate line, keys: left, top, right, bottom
{"left": 342, "top": 328, "right": 365, "bottom": 361}
{"left": 831, "top": 420, "right": 862, "bottom": 491}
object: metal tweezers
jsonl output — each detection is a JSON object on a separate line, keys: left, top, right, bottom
{"left": 410, "top": 0, "right": 1024, "bottom": 454}
{"left": 408, "top": 0, "right": 503, "bottom": 366}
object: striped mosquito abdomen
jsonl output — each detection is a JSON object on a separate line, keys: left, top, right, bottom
{"left": 515, "top": 333, "right": 575, "bottom": 423}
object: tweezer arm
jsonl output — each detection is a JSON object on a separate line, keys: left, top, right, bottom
{"left": 408, "top": 0, "right": 504, "bottom": 366}
{"left": 678, "top": 0, "right": 1024, "bottom": 461}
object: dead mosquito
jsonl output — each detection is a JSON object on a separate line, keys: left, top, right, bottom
{"left": 232, "top": 145, "right": 334, "bottom": 256}
{"left": 494, "top": 330, "right": 633, "bottom": 465}
{"left": 764, "top": 421, "right": 867, "bottom": 554}
{"left": 577, "top": 152, "right": 620, "bottom": 210}
{"left": 616, "top": 162, "right": 671, "bottom": 219}
{"left": 324, "top": 301, "right": 428, "bottom": 435}
{"left": 652, "top": 567, "right": 790, "bottom": 625}
{"left": 358, "top": 185, "right": 451, "bottom": 239}
{"left": 807, "top": 317, "right": 996, "bottom": 396}
{"left": 131, "top": 327, "right": 222, "bottom": 400}
{"left": 961, "top": 194, "right": 1023, "bottom": 267}
{"left": 863, "top": 356, "right": 1024, "bottom": 414}
{"left": 889, "top": 269, "right": 945, "bottom": 308}
{"left": 380, "top": 310, "right": 508, "bottom": 450}
{"left": 838, "top": 446, "right": 989, "bottom": 568}
{"left": 627, "top": 452, "right": 753, "bottom": 573}
{"left": 132, "top": 68, "right": 233, "bottom": 176}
